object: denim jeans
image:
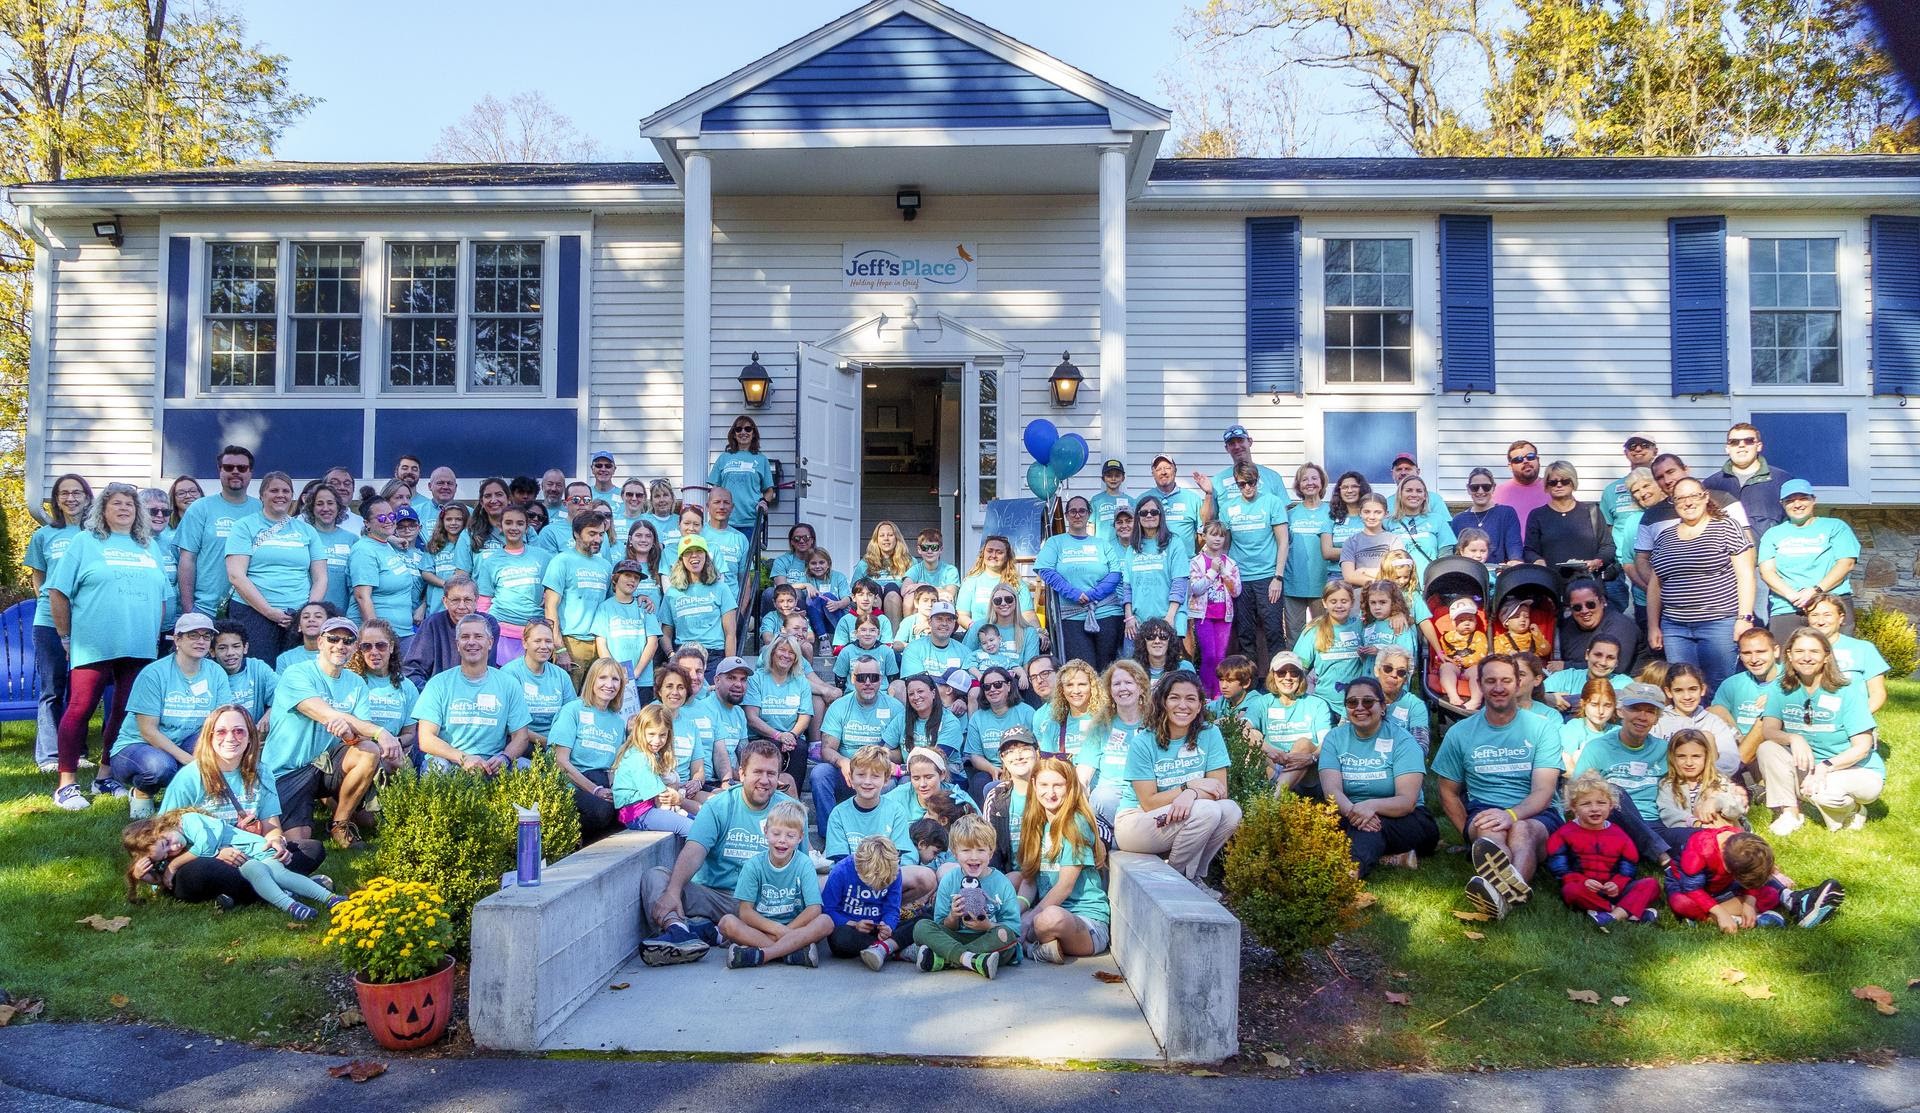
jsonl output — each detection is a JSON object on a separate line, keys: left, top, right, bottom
{"left": 109, "top": 741, "right": 185, "bottom": 795}
{"left": 32, "top": 625, "right": 67, "bottom": 767}
{"left": 807, "top": 760, "right": 851, "bottom": 829}
{"left": 1658, "top": 616, "right": 1739, "bottom": 692}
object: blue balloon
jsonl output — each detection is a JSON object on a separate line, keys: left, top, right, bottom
{"left": 1049, "top": 433, "right": 1089, "bottom": 480}
{"left": 1023, "top": 419, "right": 1059, "bottom": 464}
{"left": 1026, "top": 462, "right": 1059, "bottom": 500}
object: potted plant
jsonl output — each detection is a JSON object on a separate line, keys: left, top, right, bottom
{"left": 323, "top": 877, "right": 455, "bottom": 1050}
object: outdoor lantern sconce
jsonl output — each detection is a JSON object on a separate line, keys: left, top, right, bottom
{"left": 896, "top": 187, "right": 921, "bottom": 222}
{"left": 1050, "top": 351, "right": 1083, "bottom": 407}
{"left": 92, "top": 217, "right": 123, "bottom": 248}
{"left": 739, "top": 351, "right": 771, "bottom": 407}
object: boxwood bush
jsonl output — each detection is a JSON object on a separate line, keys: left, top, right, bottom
{"left": 1222, "top": 789, "right": 1365, "bottom": 963}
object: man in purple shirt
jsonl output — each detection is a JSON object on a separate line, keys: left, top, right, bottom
{"left": 1493, "top": 439, "right": 1550, "bottom": 533}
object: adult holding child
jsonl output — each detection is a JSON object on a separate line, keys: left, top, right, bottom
{"left": 1112, "top": 670, "right": 1244, "bottom": 889}
{"left": 1318, "top": 676, "right": 1437, "bottom": 875}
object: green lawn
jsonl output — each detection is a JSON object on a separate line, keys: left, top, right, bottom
{"left": 1252, "top": 678, "right": 1920, "bottom": 1071}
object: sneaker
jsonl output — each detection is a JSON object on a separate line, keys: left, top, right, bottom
{"left": 727, "top": 944, "right": 763, "bottom": 969}
{"left": 214, "top": 894, "right": 236, "bottom": 912}
{"left": 52, "top": 784, "right": 92, "bottom": 811}
{"left": 1464, "top": 875, "right": 1509, "bottom": 921}
{"left": 77, "top": 757, "right": 96, "bottom": 770}
{"left": 860, "top": 943, "right": 889, "bottom": 972}
{"left": 91, "top": 777, "right": 129, "bottom": 799}
{"left": 641, "top": 923, "right": 712, "bottom": 966}
{"left": 898, "top": 944, "right": 926, "bottom": 966}
{"left": 1769, "top": 809, "right": 1805, "bottom": 836}
{"left": 1633, "top": 908, "right": 1659, "bottom": 925}
{"left": 1378, "top": 850, "right": 1419, "bottom": 871}
{"left": 1586, "top": 909, "right": 1616, "bottom": 927}
{"left": 1470, "top": 837, "right": 1530, "bottom": 903}
{"left": 1792, "top": 879, "right": 1846, "bottom": 928}
{"left": 36, "top": 759, "right": 57, "bottom": 773}
{"left": 967, "top": 951, "right": 1000, "bottom": 980}
{"left": 325, "top": 894, "right": 348, "bottom": 910}
{"left": 1845, "top": 812, "right": 1867, "bottom": 832}
{"left": 127, "top": 794, "right": 155, "bottom": 820}
{"left": 309, "top": 874, "right": 334, "bottom": 892}
{"left": 688, "top": 918, "right": 722, "bottom": 946}
{"left": 1028, "top": 939, "right": 1065, "bottom": 965}
{"left": 808, "top": 848, "right": 832, "bottom": 873}
{"left": 916, "top": 947, "right": 946, "bottom": 972}
{"left": 287, "top": 902, "right": 318, "bottom": 923}
{"left": 1755, "top": 911, "right": 1787, "bottom": 928}
{"left": 783, "top": 942, "right": 818, "bottom": 968}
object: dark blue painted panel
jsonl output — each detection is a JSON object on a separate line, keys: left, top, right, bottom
{"left": 1324, "top": 411, "right": 1418, "bottom": 489}
{"left": 557, "top": 235, "right": 580, "bottom": 400}
{"left": 374, "top": 409, "right": 575, "bottom": 480}
{"left": 703, "top": 14, "right": 1109, "bottom": 132}
{"left": 1748, "top": 411, "right": 1849, "bottom": 487}
{"left": 164, "top": 237, "right": 190, "bottom": 399}
{"left": 163, "top": 407, "right": 364, "bottom": 479}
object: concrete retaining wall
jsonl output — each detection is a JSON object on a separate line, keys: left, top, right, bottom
{"left": 1109, "top": 851, "right": 1242, "bottom": 1063}
{"left": 467, "top": 830, "right": 678, "bottom": 1052}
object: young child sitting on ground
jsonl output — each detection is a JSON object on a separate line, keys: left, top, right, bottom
{"left": 721, "top": 800, "right": 834, "bottom": 968}
{"left": 1543, "top": 772, "right": 1661, "bottom": 927}
{"left": 124, "top": 810, "right": 342, "bottom": 922}
{"left": 821, "top": 834, "right": 905, "bottom": 971}
{"left": 1440, "top": 599, "right": 1488, "bottom": 710}
{"left": 910, "top": 816, "right": 955, "bottom": 873}
{"left": 826, "top": 745, "right": 936, "bottom": 904}
{"left": 911, "top": 814, "right": 1022, "bottom": 979}
{"left": 1664, "top": 801, "right": 1845, "bottom": 931}
{"left": 1492, "top": 597, "right": 1550, "bottom": 658}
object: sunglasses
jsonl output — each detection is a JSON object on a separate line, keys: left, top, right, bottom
{"left": 1509, "top": 453, "right": 1538, "bottom": 464}
{"left": 358, "top": 641, "right": 392, "bottom": 652}
{"left": 1345, "top": 697, "right": 1380, "bottom": 710}
{"left": 1378, "top": 665, "right": 1408, "bottom": 677}
{"left": 374, "top": 512, "right": 401, "bottom": 524}
{"left": 1727, "top": 436, "right": 1758, "bottom": 446}
{"left": 591, "top": 461, "right": 615, "bottom": 469}
{"left": 1145, "top": 633, "right": 1169, "bottom": 641}
{"left": 1546, "top": 477, "right": 1574, "bottom": 488}
{"left": 919, "top": 544, "right": 941, "bottom": 552}
{"left": 568, "top": 494, "right": 591, "bottom": 504}
{"left": 1570, "top": 600, "right": 1600, "bottom": 612}
{"left": 1139, "top": 509, "right": 1161, "bottom": 517}
{"left": 992, "top": 597, "right": 1015, "bottom": 606}
{"left": 1800, "top": 701, "right": 1815, "bottom": 727}
{"left": 322, "top": 633, "right": 354, "bottom": 645}
{"left": 983, "top": 680, "right": 1009, "bottom": 690}
{"left": 1468, "top": 483, "right": 1493, "bottom": 493}
{"left": 1066, "top": 506, "right": 1089, "bottom": 515}
{"left": 1271, "top": 667, "right": 1304, "bottom": 678}
{"left": 146, "top": 507, "right": 171, "bottom": 516}
{"left": 853, "top": 674, "right": 881, "bottom": 683}
{"left": 219, "top": 463, "right": 251, "bottom": 472}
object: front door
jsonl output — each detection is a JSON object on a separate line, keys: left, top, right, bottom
{"left": 794, "top": 342, "right": 862, "bottom": 566}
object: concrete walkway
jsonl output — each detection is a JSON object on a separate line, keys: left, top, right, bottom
{"left": 1, "top": 1024, "right": 1915, "bottom": 1113}
{"left": 548, "top": 948, "right": 1162, "bottom": 1060}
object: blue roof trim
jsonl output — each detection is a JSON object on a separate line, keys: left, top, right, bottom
{"left": 701, "top": 14, "right": 1110, "bottom": 132}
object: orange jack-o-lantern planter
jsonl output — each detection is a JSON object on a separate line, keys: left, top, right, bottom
{"left": 354, "top": 956, "right": 455, "bottom": 1050}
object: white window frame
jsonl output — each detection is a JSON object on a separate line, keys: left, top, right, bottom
{"left": 1303, "top": 218, "right": 1438, "bottom": 396}
{"left": 201, "top": 237, "right": 368, "bottom": 396}
{"left": 379, "top": 234, "right": 557, "bottom": 398}
{"left": 1727, "top": 216, "right": 1868, "bottom": 396}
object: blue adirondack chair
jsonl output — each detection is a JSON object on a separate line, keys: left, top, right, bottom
{"left": 0, "top": 599, "right": 36, "bottom": 721}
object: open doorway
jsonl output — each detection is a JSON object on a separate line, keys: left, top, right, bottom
{"left": 860, "top": 366, "right": 958, "bottom": 551}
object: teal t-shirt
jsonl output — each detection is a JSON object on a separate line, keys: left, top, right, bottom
{"left": 275, "top": 645, "right": 316, "bottom": 677}
{"left": 1210, "top": 464, "right": 1287, "bottom": 514}
{"left": 689, "top": 785, "right": 803, "bottom": 892}
{"left": 424, "top": 544, "right": 462, "bottom": 614}
{"left": 548, "top": 698, "right": 625, "bottom": 772}
{"left": 904, "top": 560, "right": 961, "bottom": 590}
{"left": 348, "top": 538, "right": 425, "bottom": 636}
{"left": 1712, "top": 670, "right": 1780, "bottom": 735}
{"left": 47, "top": 531, "right": 168, "bottom": 667}
{"left": 1210, "top": 691, "right": 1272, "bottom": 729}
{"left": 1032, "top": 705, "right": 1104, "bottom": 761}
{"left": 900, "top": 636, "right": 968, "bottom": 678}
{"left": 361, "top": 677, "right": 420, "bottom": 739}
{"left": 112, "top": 655, "right": 233, "bottom": 755}
{"left": 312, "top": 526, "right": 355, "bottom": 614}
{"left": 411, "top": 666, "right": 532, "bottom": 757}
{"left": 909, "top": 711, "right": 971, "bottom": 778}
{"left": 1120, "top": 538, "right": 1193, "bottom": 632}
{"left": 590, "top": 596, "right": 661, "bottom": 684}
{"left": 1386, "top": 690, "right": 1431, "bottom": 752}
{"left": 1118, "top": 724, "right": 1229, "bottom": 813}
{"left": 476, "top": 547, "right": 551, "bottom": 625}
{"left": 1150, "top": 486, "right": 1207, "bottom": 552}
{"left": 1387, "top": 510, "right": 1457, "bottom": 577}
{"left": 956, "top": 574, "right": 1032, "bottom": 628}
{"left": 733, "top": 849, "right": 822, "bottom": 923}
{"left": 662, "top": 581, "right": 733, "bottom": 650}
{"left": 1558, "top": 716, "right": 1611, "bottom": 765}
{"left": 161, "top": 765, "right": 279, "bottom": 825}
{"left": 1431, "top": 710, "right": 1561, "bottom": 810}
{"left": 708, "top": 451, "right": 774, "bottom": 527}
{"left": 1828, "top": 633, "right": 1889, "bottom": 688}
{"left": 932, "top": 866, "right": 1022, "bottom": 934}
{"left": 499, "top": 657, "right": 575, "bottom": 736}
{"left": 825, "top": 794, "right": 915, "bottom": 859}
{"left": 686, "top": 692, "right": 748, "bottom": 770}
{"left": 1258, "top": 693, "right": 1336, "bottom": 751}
{"left": 225, "top": 513, "right": 324, "bottom": 612}
{"left": 25, "top": 523, "right": 81, "bottom": 628}
{"left": 222, "top": 658, "right": 277, "bottom": 721}
{"left": 176, "top": 809, "right": 274, "bottom": 862}
{"left": 542, "top": 549, "right": 612, "bottom": 638}
{"left": 1544, "top": 668, "right": 1630, "bottom": 698}
{"left": 1218, "top": 489, "right": 1287, "bottom": 579}
{"left": 820, "top": 693, "right": 907, "bottom": 756}
{"left": 260, "top": 661, "right": 370, "bottom": 781}
{"left": 1077, "top": 716, "right": 1142, "bottom": 793}
{"left": 1764, "top": 682, "right": 1883, "bottom": 775}
{"left": 1038, "top": 814, "right": 1109, "bottom": 923}
{"left": 832, "top": 643, "right": 900, "bottom": 683}
{"left": 1089, "top": 490, "right": 1134, "bottom": 542}
{"left": 1363, "top": 618, "right": 1418, "bottom": 658}
{"left": 1293, "top": 621, "right": 1366, "bottom": 703}
{"left": 1035, "top": 533, "right": 1125, "bottom": 620}
{"left": 832, "top": 611, "right": 894, "bottom": 650}
{"left": 1318, "top": 721, "right": 1423, "bottom": 803}
{"left": 174, "top": 494, "right": 261, "bottom": 614}
{"left": 1571, "top": 727, "right": 1667, "bottom": 822}
{"left": 962, "top": 702, "right": 1034, "bottom": 767}
{"left": 612, "top": 749, "right": 672, "bottom": 808}
{"left": 1758, "top": 517, "right": 1860, "bottom": 612}
{"left": 1283, "top": 502, "right": 1332, "bottom": 596}
{"left": 745, "top": 669, "right": 813, "bottom": 733}
{"left": 698, "top": 527, "right": 749, "bottom": 597}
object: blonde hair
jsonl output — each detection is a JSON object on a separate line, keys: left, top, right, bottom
{"left": 578, "top": 657, "right": 626, "bottom": 712}
{"left": 1306, "top": 580, "right": 1356, "bottom": 652}
{"left": 863, "top": 521, "right": 910, "bottom": 578}
{"left": 905, "top": 746, "right": 947, "bottom": 779}
{"left": 765, "top": 799, "right": 807, "bottom": 836}
{"left": 1047, "top": 659, "right": 1109, "bottom": 726}
{"left": 1378, "top": 549, "right": 1418, "bottom": 594}
{"left": 854, "top": 835, "right": 902, "bottom": 891}
{"left": 947, "top": 813, "right": 996, "bottom": 853}
{"left": 1018, "top": 757, "right": 1106, "bottom": 877}
{"left": 1659, "top": 727, "right": 1731, "bottom": 803}
{"left": 849, "top": 744, "right": 893, "bottom": 777}
{"left": 612, "top": 702, "right": 675, "bottom": 777}
{"left": 1097, "top": 659, "right": 1147, "bottom": 729}
{"left": 668, "top": 543, "right": 719, "bottom": 589}
{"left": 1565, "top": 770, "right": 1618, "bottom": 810}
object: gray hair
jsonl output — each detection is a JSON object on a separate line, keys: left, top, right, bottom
{"left": 442, "top": 571, "right": 477, "bottom": 594}
{"left": 455, "top": 613, "right": 494, "bottom": 637}
{"left": 86, "top": 482, "right": 154, "bottom": 544}
{"left": 1375, "top": 646, "right": 1414, "bottom": 673}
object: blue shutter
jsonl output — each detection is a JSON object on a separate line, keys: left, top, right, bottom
{"left": 1246, "top": 217, "right": 1300, "bottom": 394}
{"left": 1439, "top": 214, "right": 1494, "bottom": 394}
{"left": 1668, "top": 216, "right": 1728, "bottom": 396}
{"left": 164, "top": 236, "right": 190, "bottom": 399}
{"left": 1871, "top": 215, "right": 1920, "bottom": 397}
{"left": 556, "top": 235, "right": 581, "bottom": 400}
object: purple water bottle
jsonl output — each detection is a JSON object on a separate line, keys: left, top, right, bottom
{"left": 514, "top": 805, "right": 541, "bottom": 887}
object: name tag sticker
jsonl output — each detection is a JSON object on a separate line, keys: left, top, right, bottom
{"left": 875, "top": 708, "right": 892, "bottom": 720}
{"left": 189, "top": 680, "right": 209, "bottom": 696}
{"left": 1817, "top": 694, "right": 1841, "bottom": 712}
{"left": 1375, "top": 738, "right": 1395, "bottom": 754}
{"left": 1627, "top": 761, "right": 1647, "bottom": 777}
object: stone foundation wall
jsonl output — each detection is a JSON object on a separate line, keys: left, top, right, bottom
{"left": 1832, "top": 508, "right": 1920, "bottom": 618}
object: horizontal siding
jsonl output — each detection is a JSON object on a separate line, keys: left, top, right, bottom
{"left": 42, "top": 218, "right": 160, "bottom": 491}
{"left": 1869, "top": 397, "right": 1920, "bottom": 498}
{"left": 589, "top": 217, "right": 684, "bottom": 491}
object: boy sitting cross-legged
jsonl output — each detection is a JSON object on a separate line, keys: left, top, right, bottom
{"left": 822, "top": 834, "right": 905, "bottom": 971}
{"left": 720, "top": 800, "right": 835, "bottom": 968}
{"left": 909, "top": 814, "right": 1021, "bottom": 979}
{"left": 826, "top": 745, "right": 937, "bottom": 904}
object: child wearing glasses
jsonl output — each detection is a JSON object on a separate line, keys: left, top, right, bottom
{"left": 903, "top": 528, "right": 960, "bottom": 603}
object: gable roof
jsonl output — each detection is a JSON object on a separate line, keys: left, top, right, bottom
{"left": 1151, "top": 156, "right": 1920, "bottom": 182}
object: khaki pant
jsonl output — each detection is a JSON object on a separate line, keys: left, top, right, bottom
{"left": 638, "top": 865, "right": 735, "bottom": 933}
{"left": 562, "top": 635, "right": 599, "bottom": 693}
{"left": 1755, "top": 741, "right": 1884, "bottom": 820}
{"left": 1114, "top": 799, "right": 1244, "bottom": 883}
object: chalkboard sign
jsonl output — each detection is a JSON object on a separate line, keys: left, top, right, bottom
{"left": 982, "top": 497, "right": 1048, "bottom": 562}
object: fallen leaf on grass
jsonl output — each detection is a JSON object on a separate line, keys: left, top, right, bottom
{"left": 76, "top": 915, "right": 131, "bottom": 933}
{"left": 1740, "top": 984, "right": 1776, "bottom": 1000}
{"left": 327, "top": 1060, "right": 387, "bottom": 1084}
{"left": 1452, "top": 910, "right": 1491, "bottom": 922}
{"left": 337, "top": 1009, "right": 362, "bottom": 1029}
{"left": 1566, "top": 989, "right": 1601, "bottom": 1005}
{"left": 108, "top": 994, "right": 129, "bottom": 1008}
{"left": 1719, "top": 968, "right": 1748, "bottom": 985}
{"left": 1853, "top": 986, "right": 1895, "bottom": 1006}
{"left": 608, "top": 982, "right": 631, "bottom": 991}
{"left": 1611, "top": 996, "right": 1631, "bottom": 1007}
{"left": 1092, "top": 970, "right": 1126, "bottom": 984}
{"left": 1875, "top": 1002, "right": 1900, "bottom": 1016}
{"left": 1463, "top": 931, "right": 1485, "bottom": 941}
{"left": 0, "top": 1005, "right": 14, "bottom": 1027}
{"left": 1352, "top": 892, "right": 1378, "bottom": 909}
{"left": 1384, "top": 991, "right": 1411, "bottom": 1006}
{"left": 1262, "top": 1051, "right": 1291, "bottom": 1068}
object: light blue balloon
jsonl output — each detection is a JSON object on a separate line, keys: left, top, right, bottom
{"left": 1049, "top": 433, "right": 1089, "bottom": 480}
{"left": 1027, "top": 462, "right": 1059, "bottom": 500}
{"left": 1023, "top": 419, "right": 1059, "bottom": 464}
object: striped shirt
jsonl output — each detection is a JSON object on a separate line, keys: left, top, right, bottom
{"left": 1646, "top": 517, "right": 1751, "bottom": 623}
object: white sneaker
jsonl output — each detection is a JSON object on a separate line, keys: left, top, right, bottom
{"left": 53, "top": 785, "right": 92, "bottom": 811}
{"left": 808, "top": 848, "right": 832, "bottom": 873}
{"left": 1028, "top": 939, "right": 1065, "bottom": 964}
{"left": 36, "top": 760, "right": 57, "bottom": 773}
{"left": 1769, "top": 809, "right": 1805, "bottom": 836}
{"left": 1845, "top": 812, "right": 1867, "bottom": 831}
{"left": 77, "top": 757, "right": 96, "bottom": 770}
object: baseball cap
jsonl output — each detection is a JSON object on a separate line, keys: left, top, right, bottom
{"left": 714, "top": 656, "right": 753, "bottom": 676}
{"left": 928, "top": 601, "right": 958, "bottom": 618}
{"left": 1617, "top": 682, "right": 1665, "bottom": 710}
{"left": 1102, "top": 458, "right": 1125, "bottom": 475}
{"left": 676, "top": 535, "right": 710, "bottom": 555}
{"left": 1778, "top": 479, "right": 1816, "bottom": 502}
{"left": 1269, "top": 650, "right": 1304, "bottom": 673}
{"left": 590, "top": 450, "right": 615, "bottom": 464}
{"left": 391, "top": 505, "right": 420, "bottom": 526}
{"left": 1391, "top": 451, "right": 1417, "bottom": 467}
{"left": 1623, "top": 435, "right": 1655, "bottom": 451}
{"left": 173, "top": 612, "right": 217, "bottom": 636}
{"left": 939, "top": 667, "right": 973, "bottom": 696}
{"left": 1449, "top": 598, "right": 1479, "bottom": 619}
{"left": 998, "top": 726, "right": 1039, "bottom": 751}
{"left": 1222, "top": 424, "right": 1251, "bottom": 443}
{"left": 611, "top": 559, "right": 644, "bottom": 577}
{"left": 319, "top": 617, "right": 360, "bottom": 638}
{"left": 1151, "top": 454, "right": 1175, "bottom": 469}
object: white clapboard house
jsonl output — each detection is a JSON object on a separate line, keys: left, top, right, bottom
{"left": 11, "top": 0, "right": 1920, "bottom": 567}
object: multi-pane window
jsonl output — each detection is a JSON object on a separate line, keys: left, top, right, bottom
{"left": 1749, "top": 237, "right": 1840, "bottom": 386}
{"left": 385, "top": 242, "right": 460, "bottom": 389}
{"left": 206, "top": 243, "right": 278, "bottom": 388}
{"left": 470, "top": 241, "right": 543, "bottom": 389}
{"left": 1323, "top": 238, "right": 1414, "bottom": 385}
{"left": 291, "top": 243, "right": 362, "bottom": 389}
{"left": 976, "top": 368, "right": 998, "bottom": 506}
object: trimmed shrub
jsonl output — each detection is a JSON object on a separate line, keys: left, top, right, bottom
{"left": 1215, "top": 712, "right": 1274, "bottom": 811}
{"left": 1855, "top": 605, "right": 1919, "bottom": 680}
{"left": 370, "top": 752, "right": 581, "bottom": 951}
{"left": 1222, "top": 789, "right": 1365, "bottom": 963}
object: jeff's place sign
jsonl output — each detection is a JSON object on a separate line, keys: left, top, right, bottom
{"left": 843, "top": 242, "right": 979, "bottom": 292}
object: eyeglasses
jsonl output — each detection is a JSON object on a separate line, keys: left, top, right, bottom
{"left": 321, "top": 634, "right": 354, "bottom": 646}
{"left": 1569, "top": 600, "right": 1600, "bottom": 612}
{"left": 1675, "top": 495, "right": 1709, "bottom": 508}
{"left": 1727, "top": 436, "right": 1758, "bottom": 446}
{"left": 1509, "top": 453, "right": 1538, "bottom": 464}
{"left": 1378, "top": 665, "right": 1408, "bottom": 677}
{"left": 1467, "top": 483, "right": 1493, "bottom": 493}
{"left": 1345, "top": 697, "right": 1381, "bottom": 710}
{"left": 358, "top": 641, "right": 392, "bottom": 652}
{"left": 1545, "top": 477, "right": 1574, "bottom": 488}
{"left": 1065, "top": 506, "right": 1089, "bottom": 516}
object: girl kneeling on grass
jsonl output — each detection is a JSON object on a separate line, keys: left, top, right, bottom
{"left": 125, "top": 809, "right": 344, "bottom": 922}
{"left": 1020, "top": 756, "right": 1111, "bottom": 963}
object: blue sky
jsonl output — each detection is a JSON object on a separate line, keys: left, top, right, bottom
{"left": 242, "top": 0, "right": 1196, "bottom": 163}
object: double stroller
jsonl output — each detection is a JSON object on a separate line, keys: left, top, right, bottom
{"left": 1421, "top": 557, "right": 1564, "bottom": 719}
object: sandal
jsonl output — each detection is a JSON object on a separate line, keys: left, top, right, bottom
{"left": 329, "top": 822, "right": 364, "bottom": 850}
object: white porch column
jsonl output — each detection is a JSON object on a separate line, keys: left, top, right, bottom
{"left": 681, "top": 150, "right": 713, "bottom": 495}
{"left": 1098, "top": 145, "right": 1128, "bottom": 464}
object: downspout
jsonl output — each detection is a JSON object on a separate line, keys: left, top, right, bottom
{"left": 19, "top": 204, "right": 50, "bottom": 525}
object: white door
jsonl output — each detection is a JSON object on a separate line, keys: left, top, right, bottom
{"left": 794, "top": 342, "right": 862, "bottom": 566}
